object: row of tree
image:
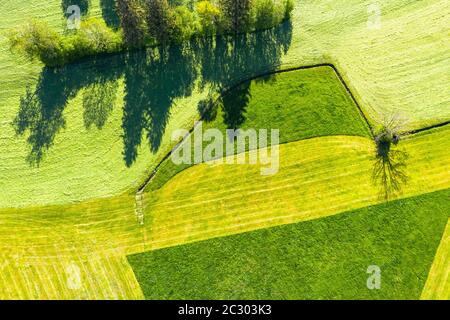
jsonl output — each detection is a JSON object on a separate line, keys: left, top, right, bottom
{"left": 7, "top": 0, "right": 294, "bottom": 66}
{"left": 116, "top": 0, "right": 294, "bottom": 47}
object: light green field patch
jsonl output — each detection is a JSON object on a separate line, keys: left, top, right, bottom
{"left": 421, "top": 219, "right": 450, "bottom": 300}
{"left": 282, "top": 0, "right": 450, "bottom": 129}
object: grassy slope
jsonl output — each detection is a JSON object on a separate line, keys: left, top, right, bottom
{"left": 148, "top": 66, "right": 371, "bottom": 191}
{"left": 128, "top": 189, "right": 450, "bottom": 300}
{"left": 0, "top": 0, "right": 206, "bottom": 207}
{"left": 421, "top": 219, "right": 450, "bottom": 300}
{"left": 141, "top": 125, "right": 450, "bottom": 250}
{"left": 0, "top": 0, "right": 448, "bottom": 207}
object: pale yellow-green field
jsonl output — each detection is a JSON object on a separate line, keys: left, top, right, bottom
{"left": 421, "top": 218, "right": 450, "bottom": 300}
{"left": 283, "top": 0, "right": 450, "bottom": 129}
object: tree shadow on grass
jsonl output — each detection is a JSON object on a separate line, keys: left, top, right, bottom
{"left": 14, "top": 21, "right": 292, "bottom": 166}
{"left": 122, "top": 45, "right": 198, "bottom": 166}
{"left": 372, "top": 145, "right": 409, "bottom": 201}
{"left": 83, "top": 79, "right": 119, "bottom": 129}
{"left": 100, "top": 0, "right": 120, "bottom": 29}
{"left": 197, "top": 20, "right": 293, "bottom": 128}
{"left": 220, "top": 81, "right": 252, "bottom": 131}
{"left": 13, "top": 56, "right": 123, "bottom": 165}
{"left": 61, "top": 0, "right": 90, "bottom": 17}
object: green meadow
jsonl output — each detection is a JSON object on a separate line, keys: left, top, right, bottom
{"left": 0, "top": 0, "right": 448, "bottom": 300}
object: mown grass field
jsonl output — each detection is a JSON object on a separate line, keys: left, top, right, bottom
{"left": 148, "top": 65, "right": 371, "bottom": 191}
{"left": 141, "top": 126, "right": 450, "bottom": 250}
{"left": 0, "top": 125, "right": 447, "bottom": 299}
{"left": 421, "top": 219, "right": 450, "bottom": 300}
{"left": 0, "top": 0, "right": 448, "bottom": 300}
{"left": 128, "top": 189, "right": 450, "bottom": 300}
{"left": 0, "top": 0, "right": 448, "bottom": 207}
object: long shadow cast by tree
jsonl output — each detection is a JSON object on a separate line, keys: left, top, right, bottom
{"left": 83, "top": 80, "right": 119, "bottom": 129}
{"left": 197, "top": 20, "right": 293, "bottom": 128}
{"left": 13, "top": 55, "right": 124, "bottom": 165}
{"left": 372, "top": 124, "right": 409, "bottom": 201}
{"left": 198, "top": 20, "right": 292, "bottom": 90}
{"left": 220, "top": 82, "right": 252, "bottom": 131}
{"left": 62, "top": 0, "right": 90, "bottom": 17}
{"left": 14, "top": 21, "right": 292, "bottom": 166}
{"left": 122, "top": 44, "right": 198, "bottom": 166}
{"left": 100, "top": 0, "right": 121, "bottom": 29}
{"left": 373, "top": 149, "right": 409, "bottom": 201}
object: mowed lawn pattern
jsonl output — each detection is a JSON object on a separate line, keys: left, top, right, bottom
{"left": 421, "top": 218, "right": 450, "bottom": 300}
{"left": 141, "top": 125, "right": 450, "bottom": 252}
{"left": 148, "top": 66, "right": 371, "bottom": 191}
{"left": 128, "top": 189, "right": 450, "bottom": 300}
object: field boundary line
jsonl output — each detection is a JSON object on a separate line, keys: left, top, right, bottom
{"left": 420, "top": 218, "right": 450, "bottom": 300}
{"left": 135, "top": 63, "right": 374, "bottom": 195}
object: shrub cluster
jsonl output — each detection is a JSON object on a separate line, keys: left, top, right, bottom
{"left": 8, "top": 19, "right": 123, "bottom": 66}
{"left": 8, "top": 0, "right": 295, "bottom": 66}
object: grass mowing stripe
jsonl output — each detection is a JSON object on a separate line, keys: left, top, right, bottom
{"left": 421, "top": 219, "right": 450, "bottom": 300}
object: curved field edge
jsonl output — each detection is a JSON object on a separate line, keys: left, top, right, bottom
{"left": 421, "top": 218, "right": 450, "bottom": 300}
{"left": 145, "top": 64, "right": 372, "bottom": 192}
{"left": 141, "top": 126, "right": 450, "bottom": 250}
{"left": 128, "top": 188, "right": 450, "bottom": 300}
{"left": 1, "top": 0, "right": 449, "bottom": 208}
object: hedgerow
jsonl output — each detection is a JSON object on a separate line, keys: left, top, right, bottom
{"left": 8, "top": 0, "right": 294, "bottom": 66}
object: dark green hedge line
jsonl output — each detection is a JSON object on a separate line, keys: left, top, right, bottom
{"left": 8, "top": 0, "right": 294, "bottom": 66}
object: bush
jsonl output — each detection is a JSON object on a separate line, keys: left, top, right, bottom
{"left": 73, "top": 18, "right": 123, "bottom": 54}
{"left": 254, "top": 0, "right": 276, "bottom": 30}
{"left": 254, "top": 0, "right": 290, "bottom": 30}
{"left": 170, "top": 6, "right": 201, "bottom": 42}
{"left": 8, "top": 18, "right": 123, "bottom": 66}
{"left": 8, "top": 20, "right": 65, "bottom": 66}
{"left": 196, "top": 0, "right": 221, "bottom": 35}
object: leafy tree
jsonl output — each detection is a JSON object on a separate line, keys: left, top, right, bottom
{"left": 7, "top": 20, "right": 65, "bottom": 66}
{"left": 219, "top": 0, "right": 253, "bottom": 34}
{"left": 171, "top": 6, "right": 201, "bottom": 42}
{"left": 116, "top": 0, "right": 146, "bottom": 47}
{"left": 196, "top": 0, "right": 221, "bottom": 35}
{"left": 146, "top": 0, "right": 173, "bottom": 44}
{"left": 254, "top": 0, "right": 277, "bottom": 30}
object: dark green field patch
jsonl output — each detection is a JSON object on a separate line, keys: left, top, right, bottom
{"left": 146, "top": 66, "right": 371, "bottom": 191}
{"left": 128, "top": 188, "right": 450, "bottom": 299}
